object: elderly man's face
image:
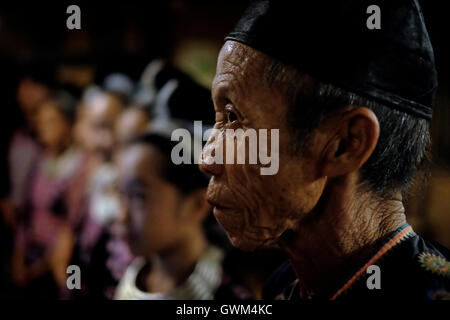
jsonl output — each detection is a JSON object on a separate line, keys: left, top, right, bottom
{"left": 200, "top": 41, "right": 326, "bottom": 251}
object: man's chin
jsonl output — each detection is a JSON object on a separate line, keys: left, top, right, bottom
{"left": 228, "top": 234, "right": 265, "bottom": 252}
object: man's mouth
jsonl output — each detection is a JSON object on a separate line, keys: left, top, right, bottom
{"left": 212, "top": 205, "right": 234, "bottom": 217}
{"left": 208, "top": 199, "right": 229, "bottom": 209}
{"left": 208, "top": 198, "right": 241, "bottom": 225}
{"left": 207, "top": 197, "right": 236, "bottom": 212}
{"left": 206, "top": 183, "right": 239, "bottom": 217}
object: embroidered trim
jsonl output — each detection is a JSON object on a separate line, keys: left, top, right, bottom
{"left": 419, "top": 252, "right": 450, "bottom": 278}
{"left": 428, "top": 290, "right": 450, "bottom": 300}
{"left": 330, "top": 224, "right": 416, "bottom": 300}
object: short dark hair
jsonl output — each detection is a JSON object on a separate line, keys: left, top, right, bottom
{"left": 47, "top": 90, "right": 77, "bottom": 123}
{"left": 132, "top": 133, "right": 209, "bottom": 196}
{"left": 263, "top": 59, "right": 430, "bottom": 197}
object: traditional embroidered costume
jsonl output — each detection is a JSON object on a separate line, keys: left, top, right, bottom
{"left": 264, "top": 224, "right": 450, "bottom": 300}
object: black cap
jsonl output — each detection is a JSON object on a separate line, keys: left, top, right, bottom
{"left": 225, "top": 0, "right": 437, "bottom": 120}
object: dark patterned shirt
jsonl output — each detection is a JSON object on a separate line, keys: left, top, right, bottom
{"left": 264, "top": 224, "right": 450, "bottom": 300}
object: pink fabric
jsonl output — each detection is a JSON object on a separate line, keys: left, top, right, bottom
{"left": 17, "top": 150, "right": 83, "bottom": 264}
{"left": 27, "top": 173, "right": 68, "bottom": 247}
{"left": 9, "top": 130, "right": 40, "bottom": 209}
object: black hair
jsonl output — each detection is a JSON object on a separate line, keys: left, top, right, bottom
{"left": 130, "top": 132, "right": 229, "bottom": 248}
{"left": 132, "top": 133, "right": 209, "bottom": 196}
{"left": 18, "top": 56, "right": 56, "bottom": 87}
{"left": 46, "top": 90, "right": 77, "bottom": 123}
{"left": 263, "top": 60, "right": 430, "bottom": 197}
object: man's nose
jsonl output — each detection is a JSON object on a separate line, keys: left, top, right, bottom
{"left": 199, "top": 133, "right": 223, "bottom": 177}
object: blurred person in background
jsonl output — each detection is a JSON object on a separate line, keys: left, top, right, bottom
{"left": 114, "top": 132, "right": 250, "bottom": 300}
{"left": 9, "top": 60, "right": 54, "bottom": 222}
{"left": 115, "top": 106, "right": 151, "bottom": 148}
{"left": 111, "top": 60, "right": 184, "bottom": 149}
{"left": 133, "top": 60, "right": 215, "bottom": 126}
{"left": 107, "top": 66, "right": 217, "bottom": 297}
{"left": 102, "top": 73, "right": 135, "bottom": 106}
{"left": 69, "top": 86, "right": 130, "bottom": 299}
{"left": 105, "top": 99, "right": 153, "bottom": 296}
{"left": 0, "top": 56, "right": 18, "bottom": 298}
{"left": 11, "top": 90, "right": 81, "bottom": 299}
{"left": 78, "top": 89, "right": 125, "bottom": 163}
{"left": 114, "top": 60, "right": 191, "bottom": 147}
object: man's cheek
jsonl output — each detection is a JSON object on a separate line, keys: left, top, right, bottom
{"left": 228, "top": 164, "right": 260, "bottom": 210}
{"left": 215, "top": 209, "right": 244, "bottom": 235}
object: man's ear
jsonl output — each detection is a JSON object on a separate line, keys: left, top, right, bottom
{"left": 180, "top": 189, "right": 212, "bottom": 223}
{"left": 321, "top": 106, "right": 379, "bottom": 178}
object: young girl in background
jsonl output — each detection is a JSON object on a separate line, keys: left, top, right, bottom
{"left": 12, "top": 91, "right": 83, "bottom": 299}
{"left": 114, "top": 132, "right": 251, "bottom": 300}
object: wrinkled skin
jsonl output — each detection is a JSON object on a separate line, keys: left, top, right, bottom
{"left": 200, "top": 41, "right": 326, "bottom": 251}
{"left": 200, "top": 41, "right": 407, "bottom": 296}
